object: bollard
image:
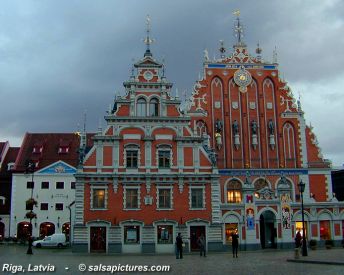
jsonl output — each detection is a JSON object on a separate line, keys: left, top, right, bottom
{"left": 294, "top": 248, "right": 300, "bottom": 259}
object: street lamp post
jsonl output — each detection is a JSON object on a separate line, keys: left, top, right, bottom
{"left": 25, "top": 160, "right": 36, "bottom": 255}
{"left": 298, "top": 180, "right": 308, "bottom": 256}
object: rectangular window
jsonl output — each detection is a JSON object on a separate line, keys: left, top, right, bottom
{"left": 126, "top": 189, "right": 138, "bottom": 209}
{"left": 158, "top": 150, "right": 170, "bottom": 168}
{"left": 58, "top": 146, "right": 69, "bottom": 154}
{"left": 92, "top": 189, "right": 105, "bottom": 209}
{"left": 158, "top": 189, "right": 171, "bottom": 209}
{"left": 124, "top": 226, "right": 140, "bottom": 244}
{"left": 56, "top": 182, "right": 64, "bottom": 189}
{"left": 126, "top": 150, "right": 138, "bottom": 168}
{"left": 157, "top": 225, "right": 173, "bottom": 244}
{"left": 227, "top": 191, "right": 242, "bottom": 203}
{"left": 40, "top": 203, "right": 48, "bottom": 210}
{"left": 27, "top": 181, "right": 34, "bottom": 189}
{"left": 55, "top": 203, "right": 63, "bottom": 211}
{"left": 320, "top": 220, "right": 331, "bottom": 240}
{"left": 191, "top": 188, "right": 204, "bottom": 208}
{"left": 41, "top": 182, "right": 49, "bottom": 189}
{"left": 71, "top": 182, "right": 76, "bottom": 189}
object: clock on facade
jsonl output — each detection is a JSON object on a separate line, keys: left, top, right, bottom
{"left": 143, "top": 70, "right": 153, "bottom": 81}
{"left": 234, "top": 66, "right": 252, "bottom": 93}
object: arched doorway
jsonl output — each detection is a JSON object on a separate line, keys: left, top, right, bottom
{"left": 62, "top": 223, "right": 70, "bottom": 242}
{"left": 259, "top": 210, "right": 277, "bottom": 249}
{"left": 17, "top": 222, "right": 32, "bottom": 241}
{"left": 0, "top": 222, "right": 5, "bottom": 240}
{"left": 39, "top": 222, "right": 55, "bottom": 238}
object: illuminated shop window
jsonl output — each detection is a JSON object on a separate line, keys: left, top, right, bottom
{"left": 93, "top": 189, "right": 105, "bottom": 209}
{"left": 295, "top": 221, "right": 307, "bottom": 237}
{"left": 225, "top": 223, "right": 238, "bottom": 244}
{"left": 320, "top": 220, "right": 331, "bottom": 240}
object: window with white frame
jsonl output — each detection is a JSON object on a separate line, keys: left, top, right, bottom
{"left": 124, "top": 188, "right": 140, "bottom": 209}
{"left": 190, "top": 187, "right": 205, "bottom": 209}
{"left": 126, "top": 150, "right": 138, "bottom": 168}
{"left": 124, "top": 225, "right": 140, "bottom": 244}
{"left": 157, "top": 188, "right": 172, "bottom": 209}
{"left": 149, "top": 98, "right": 159, "bottom": 116}
{"left": 136, "top": 98, "right": 147, "bottom": 116}
{"left": 157, "top": 225, "right": 173, "bottom": 244}
{"left": 158, "top": 150, "right": 171, "bottom": 168}
{"left": 91, "top": 187, "right": 107, "bottom": 210}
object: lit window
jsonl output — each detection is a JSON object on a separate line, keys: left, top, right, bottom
{"left": 149, "top": 98, "right": 159, "bottom": 116}
{"left": 191, "top": 188, "right": 204, "bottom": 209}
{"left": 227, "top": 180, "right": 242, "bottom": 203}
{"left": 125, "top": 189, "right": 139, "bottom": 209}
{"left": 157, "top": 225, "right": 173, "bottom": 244}
{"left": 93, "top": 189, "right": 105, "bottom": 209}
{"left": 225, "top": 223, "right": 238, "bottom": 244}
{"left": 158, "top": 150, "right": 170, "bottom": 168}
{"left": 137, "top": 98, "right": 147, "bottom": 116}
{"left": 320, "top": 221, "right": 331, "bottom": 240}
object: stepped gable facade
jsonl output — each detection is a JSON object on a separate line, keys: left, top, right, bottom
{"left": 73, "top": 19, "right": 220, "bottom": 253}
{"left": 186, "top": 14, "right": 343, "bottom": 249}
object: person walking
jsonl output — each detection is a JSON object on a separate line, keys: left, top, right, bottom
{"left": 295, "top": 231, "right": 302, "bottom": 248}
{"left": 176, "top": 233, "right": 183, "bottom": 259}
{"left": 231, "top": 230, "right": 239, "bottom": 258}
{"left": 197, "top": 234, "right": 206, "bottom": 257}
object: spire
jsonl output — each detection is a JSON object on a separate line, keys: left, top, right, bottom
{"left": 233, "top": 10, "right": 245, "bottom": 46}
{"left": 219, "top": 40, "right": 226, "bottom": 58}
{"left": 143, "top": 15, "right": 154, "bottom": 57}
{"left": 273, "top": 46, "right": 278, "bottom": 63}
{"left": 256, "top": 42, "right": 262, "bottom": 61}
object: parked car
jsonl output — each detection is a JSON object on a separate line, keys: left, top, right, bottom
{"left": 32, "top": 233, "right": 67, "bottom": 248}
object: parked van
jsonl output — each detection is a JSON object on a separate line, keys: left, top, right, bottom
{"left": 33, "top": 233, "right": 67, "bottom": 248}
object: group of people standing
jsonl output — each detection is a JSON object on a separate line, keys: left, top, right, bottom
{"left": 175, "top": 230, "right": 239, "bottom": 259}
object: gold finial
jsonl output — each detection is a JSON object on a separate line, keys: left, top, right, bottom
{"left": 233, "top": 10, "right": 240, "bottom": 17}
{"left": 143, "top": 15, "right": 154, "bottom": 56}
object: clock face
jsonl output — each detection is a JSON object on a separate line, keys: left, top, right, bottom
{"left": 143, "top": 70, "right": 153, "bottom": 81}
{"left": 234, "top": 66, "right": 252, "bottom": 91}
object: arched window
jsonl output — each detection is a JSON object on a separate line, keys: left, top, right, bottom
{"left": 149, "top": 98, "right": 159, "bottom": 116}
{"left": 137, "top": 98, "right": 147, "bottom": 116}
{"left": 254, "top": 178, "right": 269, "bottom": 191}
{"left": 227, "top": 179, "right": 242, "bottom": 203}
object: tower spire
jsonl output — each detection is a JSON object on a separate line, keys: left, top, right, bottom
{"left": 143, "top": 15, "right": 154, "bottom": 57}
{"left": 233, "top": 10, "right": 245, "bottom": 46}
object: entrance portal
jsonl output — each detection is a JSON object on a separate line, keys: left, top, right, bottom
{"left": 259, "top": 210, "right": 277, "bottom": 249}
{"left": 39, "top": 222, "right": 55, "bottom": 237}
{"left": 90, "top": 227, "right": 106, "bottom": 252}
{"left": 190, "top": 226, "right": 205, "bottom": 251}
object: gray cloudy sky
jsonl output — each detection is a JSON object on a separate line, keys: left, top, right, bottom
{"left": 1, "top": 0, "right": 343, "bottom": 166}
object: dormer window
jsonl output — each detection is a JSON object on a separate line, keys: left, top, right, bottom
{"left": 137, "top": 98, "right": 147, "bottom": 116}
{"left": 58, "top": 146, "right": 70, "bottom": 154}
{"left": 149, "top": 98, "right": 159, "bottom": 116}
{"left": 32, "top": 145, "right": 43, "bottom": 154}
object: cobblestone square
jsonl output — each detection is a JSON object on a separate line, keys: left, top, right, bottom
{"left": 1, "top": 245, "right": 344, "bottom": 275}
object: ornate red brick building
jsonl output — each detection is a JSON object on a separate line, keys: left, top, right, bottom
{"left": 73, "top": 14, "right": 344, "bottom": 253}
{"left": 186, "top": 13, "right": 343, "bottom": 249}
{"left": 73, "top": 17, "right": 220, "bottom": 253}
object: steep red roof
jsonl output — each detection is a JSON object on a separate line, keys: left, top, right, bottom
{"left": 0, "top": 147, "right": 20, "bottom": 174}
{"left": 14, "top": 133, "right": 93, "bottom": 172}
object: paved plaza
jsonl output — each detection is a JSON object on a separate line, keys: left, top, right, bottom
{"left": 0, "top": 245, "right": 343, "bottom": 275}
